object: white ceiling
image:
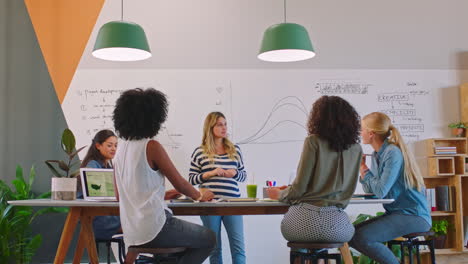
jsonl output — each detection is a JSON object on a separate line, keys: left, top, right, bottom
{"left": 79, "top": 0, "right": 468, "bottom": 69}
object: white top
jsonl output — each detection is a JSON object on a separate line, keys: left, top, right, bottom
{"left": 114, "top": 138, "right": 169, "bottom": 246}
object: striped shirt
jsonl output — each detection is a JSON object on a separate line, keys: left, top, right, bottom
{"left": 189, "top": 145, "right": 247, "bottom": 198}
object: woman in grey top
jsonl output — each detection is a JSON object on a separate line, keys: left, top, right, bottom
{"left": 268, "top": 95, "right": 362, "bottom": 243}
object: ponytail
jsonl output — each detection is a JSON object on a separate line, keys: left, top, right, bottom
{"left": 363, "top": 113, "right": 425, "bottom": 191}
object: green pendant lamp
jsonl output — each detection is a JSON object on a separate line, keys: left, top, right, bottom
{"left": 93, "top": 0, "right": 151, "bottom": 61}
{"left": 258, "top": 0, "right": 315, "bottom": 62}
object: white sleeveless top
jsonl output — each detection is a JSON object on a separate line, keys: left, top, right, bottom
{"left": 114, "top": 138, "right": 169, "bottom": 246}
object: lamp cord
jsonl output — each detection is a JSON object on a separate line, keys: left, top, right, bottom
{"left": 284, "top": 0, "right": 286, "bottom": 23}
{"left": 121, "top": 0, "right": 124, "bottom": 21}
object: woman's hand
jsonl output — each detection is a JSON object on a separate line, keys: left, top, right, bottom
{"left": 224, "top": 169, "right": 237, "bottom": 178}
{"left": 199, "top": 189, "right": 215, "bottom": 201}
{"left": 202, "top": 168, "right": 225, "bottom": 180}
{"left": 164, "top": 189, "right": 182, "bottom": 200}
{"left": 266, "top": 187, "right": 282, "bottom": 200}
{"left": 360, "top": 155, "right": 369, "bottom": 179}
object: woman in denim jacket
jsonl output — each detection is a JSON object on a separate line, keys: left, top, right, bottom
{"left": 349, "top": 112, "right": 431, "bottom": 264}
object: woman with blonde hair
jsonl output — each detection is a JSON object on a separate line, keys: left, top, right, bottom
{"left": 189, "top": 111, "right": 247, "bottom": 264}
{"left": 349, "top": 112, "right": 431, "bottom": 264}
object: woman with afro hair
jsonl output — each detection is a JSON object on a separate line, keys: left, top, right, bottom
{"left": 113, "top": 88, "right": 216, "bottom": 264}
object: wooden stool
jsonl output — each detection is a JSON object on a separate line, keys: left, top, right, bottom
{"left": 387, "top": 231, "right": 436, "bottom": 264}
{"left": 287, "top": 242, "right": 344, "bottom": 264}
{"left": 95, "top": 234, "right": 126, "bottom": 264}
{"left": 124, "top": 246, "right": 187, "bottom": 264}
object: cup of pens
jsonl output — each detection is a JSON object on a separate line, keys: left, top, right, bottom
{"left": 263, "top": 180, "right": 276, "bottom": 198}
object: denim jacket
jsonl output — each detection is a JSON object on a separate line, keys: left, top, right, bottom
{"left": 360, "top": 140, "right": 431, "bottom": 225}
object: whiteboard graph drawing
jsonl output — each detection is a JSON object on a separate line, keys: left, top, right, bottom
{"left": 237, "top": 96, "right": 308, "bottom": 145}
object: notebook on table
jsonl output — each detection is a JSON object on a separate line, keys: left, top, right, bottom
{"left": 80, "top": 168, "right": 117, "bottom": 202}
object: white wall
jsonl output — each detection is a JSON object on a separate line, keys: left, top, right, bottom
{"left": 79, "top": 0, "right": 468, "bottom": 70}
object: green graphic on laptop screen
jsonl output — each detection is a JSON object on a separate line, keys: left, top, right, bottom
{"left": 84, "top": 170, "right": 115, "bottom": 197}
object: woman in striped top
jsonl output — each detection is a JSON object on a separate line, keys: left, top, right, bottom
{"left": 189, "top": 111, "right": 247, "bottom": 264}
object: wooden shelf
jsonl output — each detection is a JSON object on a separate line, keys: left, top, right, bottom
{"left": 424, "top": 136, "right": 466, "bottom": 253}
{"left": 426, "top": 138, "right": 468, "bottom": 156}
{"left": 421, "top": 248, "right": 462, "bottom": 255}
{"left": 431, "top": 211, "right": 456, "bottom": 216}
{"left": 424, "top": 175, "right": 455, "bottom": 179}
{"left": 428, "top": 157, "right": 455, "bottom": 176}
{"left": 430, "top": 154, "right": 468, "bottom": 157}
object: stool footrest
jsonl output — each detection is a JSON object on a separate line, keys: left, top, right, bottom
{"left": 127, "top": 246, "right": 186, "bottom": 254}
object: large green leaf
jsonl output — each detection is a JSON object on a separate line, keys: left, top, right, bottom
{"left": 61, "top": 128, "right": 76, "bottom": 155}
{"left": 37, "top": 191, "right": 51, "bottom": 199}
{"left": 28, "top": 165, "right": 36, "bottom": 193}
{"left": 14, "top": 166, "right": 27, "bottom": 196}
{"left": 70, "top": 170, "right": 80, "bottom": 179}
{"left": 12, "top": 179, "right": 26, "bottom": 198}
{"left": 57, "top": 160, "right": 70, "bottom": 172}
{"left": 69, "top": 145, "right": 87, "bottom": 161}
{"left": 44, "top": 161, "right": 64, "bottom": 178}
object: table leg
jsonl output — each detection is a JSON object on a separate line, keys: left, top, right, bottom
{"left": 339, "top": 243, "right": 353, "bottom": 264}
{"left": 54, "top": 207, "right": 81, "bottom": 264}
{"left": 81, "top": 215, "right": 99, "bottom": 264}
{"left": 72, "top": 229, "right": 86, "bottom": 264}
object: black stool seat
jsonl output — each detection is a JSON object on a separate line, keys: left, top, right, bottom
{"left": 287, "top": 241, "right": 343, "bottom": 264}
{"left": 287, "top": 242, "right": 344, "bottom": 249}
{"left": 403, "top": 231, "right": 435, "bottom": 238}
{"left": 387, "top": 232, "right": 436, "bottom": 264}
{"left": 124, "top": 246, "right": 187, "bottom": 264}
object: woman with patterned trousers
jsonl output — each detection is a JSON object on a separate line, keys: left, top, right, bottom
{"left": 268, "top": 96, "right": 362, "bottom": 243}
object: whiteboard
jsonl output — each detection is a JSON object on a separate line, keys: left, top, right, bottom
{"left": 63, "top": 69, "right": 463, "bottom": 263}
{"left": 64, "top": 69, "right": 462, "bottom": 177}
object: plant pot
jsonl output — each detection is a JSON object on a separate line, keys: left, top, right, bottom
{"left": 433, "top": 235, "right": 447, "bottom": 249}
{"left": 51, "top": 177, "right": 77, "bottom": 200}
{"left": 452, "top": 128, "right": 465, "bottom": 137}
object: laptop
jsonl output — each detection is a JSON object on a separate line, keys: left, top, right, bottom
{"left": 80, "top": 168, "right": 117, "bottom": 201}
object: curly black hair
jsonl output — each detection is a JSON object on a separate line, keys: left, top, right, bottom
{"left": 307, "top": 96, "right": 360, "bottom": 152}
{"left": 113, "top": 88, "right": 168, "bottom": 140}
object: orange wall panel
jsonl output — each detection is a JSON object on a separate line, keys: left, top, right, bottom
{"left": 24, "top": 0, "right": 105, "bottom": 104}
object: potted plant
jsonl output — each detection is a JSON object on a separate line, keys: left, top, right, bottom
{"left": 431, "top": 219, "right": 449, "bottom": 249}
{"left": 0, "top": 165, "right": 67, "bottom": 263}
{"left": 448, "top": 122, "right": 467, "bottom": 137}
{"left": 45, "top": 129, "right": 85, "bottom": 200}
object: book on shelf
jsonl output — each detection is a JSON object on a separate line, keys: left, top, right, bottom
{"left": 426, "top": 188, "right": 437, "bottom": 211}
{"left": 449, "top": 186, "right": 455, "bottom": 211}
{"left": 426, "top": 187, "right": 454, "bottom": 212}
{"left": 434, "top": 146, "right": 457, "bottom": 155}
{"left": 426, "top": 185, "right": 456, "bottom": 212}
{"left": 436, "top": 185, "right": 450, "bottom": 211}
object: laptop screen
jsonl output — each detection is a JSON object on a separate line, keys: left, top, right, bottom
{"left": 80, "top": 168, "right": 116, "bottom": 200}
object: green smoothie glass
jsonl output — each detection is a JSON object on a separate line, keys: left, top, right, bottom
{"left": 246, "top": 184, "right": 257, "bottom": 198}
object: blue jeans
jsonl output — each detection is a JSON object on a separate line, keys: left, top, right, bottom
{"left": 349, "top": 213, "right": 431, "bottom": 264}
{"left": 200, "top": 215, "right": 246, "bottom": 264}
{"left": 139, "top": 211, "right": 216, "bottom": 264}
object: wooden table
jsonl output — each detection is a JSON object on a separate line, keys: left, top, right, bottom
{"left": 9, "top": 198, "right": 393, "bottom": 264}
